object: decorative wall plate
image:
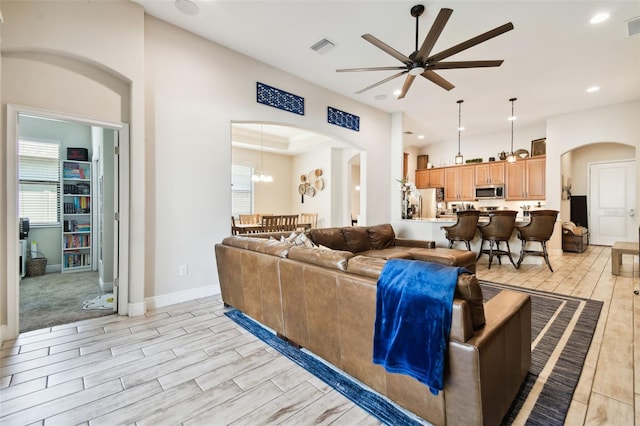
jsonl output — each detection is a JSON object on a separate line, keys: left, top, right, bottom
{"left": 300, "top": 174, "right": 307, "bottom": 182}
{"left": 298, "top": 184, "right": 306, "bottom": 195}
{"left": 305, "top": 186, "right": 316, "bottom": 197}
{"left": 314, "top": 178, "right": 324, "bottom": 190}
{"left": 307, "top": 171, "right": 317, "bottom": 183}
{"left": 515, "top": 149, "right": 529, "bottom": 159}
{"left": 315, "top": 169, "right": 323, "bottom": 177}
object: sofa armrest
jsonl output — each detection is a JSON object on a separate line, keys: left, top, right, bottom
{"left": 394, "top": 238, "right": 436, "bottom": 249}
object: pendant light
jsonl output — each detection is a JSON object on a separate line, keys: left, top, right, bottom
{"left": 507, "top": 97, "right": 517, "bottom": 164}
{"left": 454, "top": 99, "right": 464, "bottom": 165}
{"left": 251, "top": 125, "right": 273, "bottom": 183}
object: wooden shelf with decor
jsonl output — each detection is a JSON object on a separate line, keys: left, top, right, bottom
{"left": 61, "top": 160, "right": 92, "bottom": 273}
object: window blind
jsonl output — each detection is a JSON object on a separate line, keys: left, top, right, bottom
{"left": 18, "top": 140, "right": 61, "bottom": 225}
{"left": 231, "top": 164, "right": 253, "bottom": 217}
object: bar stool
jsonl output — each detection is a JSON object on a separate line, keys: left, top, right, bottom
{"left": 441, "top": 210, "right": 480, "bottom": 251}
{"left": 477, "top": 210, "right": 517, "bottom": 269}
{"left": 515, "top": 210, "right": 559, "bottom": 271}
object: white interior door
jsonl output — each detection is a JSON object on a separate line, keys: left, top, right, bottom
{"left": 589, "top": 160, "right": 636, "bottom": 245}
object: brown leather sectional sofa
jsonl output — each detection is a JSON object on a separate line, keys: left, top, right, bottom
{"left": 215, "top": 224, "right": 531, "bottom": 425}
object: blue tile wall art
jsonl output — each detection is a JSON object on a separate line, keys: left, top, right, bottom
{"left": 256, "top": 82, "right": 305, "bottom": 115}
{"left": 327, "top": 106, "right": 360, "bottom": 132}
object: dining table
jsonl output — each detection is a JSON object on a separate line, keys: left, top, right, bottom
{"left": 234, "top": 222, "right": 311, "bottom": 235}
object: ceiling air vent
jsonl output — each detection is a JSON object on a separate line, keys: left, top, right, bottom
{"left": 626, "top": 16, "right": 640, "bottom": 37}
{"left": 311, "top": 38, "right": 336, "bottom": 55}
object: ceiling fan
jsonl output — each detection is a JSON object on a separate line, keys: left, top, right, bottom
{"left": 337, "top": 5, "right": 514, "bottom": 99}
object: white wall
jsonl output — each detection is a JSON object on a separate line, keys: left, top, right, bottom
{"left": 292, "top": 150, "right": 332, "bottom": 228}
{"left": 232, "top": 146, "right": 293, "bottom": 215}
{"left": 142, "top": 16, "right": 392, "bottom": 302}
{"left": 418, "top": 122, "right": 547, "bottom": 168}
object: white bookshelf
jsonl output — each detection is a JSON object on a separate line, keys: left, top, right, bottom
{"left": 61, "top": 160, "right": 92, "bottom": 273}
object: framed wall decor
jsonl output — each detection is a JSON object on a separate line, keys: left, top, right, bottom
{"left": 531, "top": 138, "right": 546, "bottom": 156}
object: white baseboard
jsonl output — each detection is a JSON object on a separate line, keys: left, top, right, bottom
{"left": 0, "top": 325, "right": 8, "bottom": 346}
{"left": 128, "top": 301, "right": 146, "bottom": 317}
{"left": 145, "top": 285, "right": 220, "bottom": 311}
{"left": 99, "top": 277, "right": 113, "bottom": 292}
{"left": 45, "top": 264, "right": 62, "bottom": 273}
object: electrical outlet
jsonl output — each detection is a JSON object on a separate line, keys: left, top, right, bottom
{"left": 179, "top": 264, "right": 188, "bottom": 276}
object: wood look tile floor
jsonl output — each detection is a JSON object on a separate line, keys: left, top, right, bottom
{"left": 1, "top": 245, "right": 638, "bottom": 425}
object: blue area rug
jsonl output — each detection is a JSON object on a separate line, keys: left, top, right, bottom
{"left": 225, "top": 280, "right": 602, "bottom": 425}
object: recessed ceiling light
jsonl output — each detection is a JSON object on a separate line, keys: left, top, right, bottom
{"left": 374, "top": 94, "right": 387, "bottom": 101}
{"left": 587, "top": 86, "right": 600, "bottom": 93}
{"left": 458, "top": 126, "right": 465, "bottom": 131}
{"left": 508, "top": 116, "right": 517, "bottom": 121}
{"left": 175, "top": 0, "right": 199, "bottom": 15}
{"left": 590, "top": 12, "right": 610, "bottom": 24}
{"left": 417, "top": 135, "right": 425, "bottom": 139}
{"left": 393, "top": 89, "right": 402, "bottom": 96}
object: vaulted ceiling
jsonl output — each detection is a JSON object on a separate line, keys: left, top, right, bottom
{"left": 134, "top": 1, "right": 640, "bottom": 148}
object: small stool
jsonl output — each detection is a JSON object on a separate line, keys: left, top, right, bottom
{"left": 611, "top": 241, "right": 639, "bottom": 275}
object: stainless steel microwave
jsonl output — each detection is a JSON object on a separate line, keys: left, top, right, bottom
{"left": 475, "top": 185, "right": 504, "bottom": 199}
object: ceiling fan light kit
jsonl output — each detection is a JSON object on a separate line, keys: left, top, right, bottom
{"left": 337, "top": 4, "right": 514, "bottom": 99}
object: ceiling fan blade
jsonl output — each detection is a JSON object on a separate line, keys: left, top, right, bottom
{"left": 397, "top": 75, "right": 416, "bottom": 99}
{"left": 337, "top": 66, "right": 407, "bottom": 73}
{"left": 428, "top": 60, "right": 504, "bottom": 70}
{"left": 415, "top": 8, "right": 453, "bottom": 62}
{"left": 420, "top": 70, "right": 454, "bottom": 91}
{"left": 427, "top": 22, "right": 514, "bottom": 64}
{"left": 362, "top": 34, "right": 411, "bottom": 64}
{"left": 355, "top": 70, "right": 408, "bottom": 94}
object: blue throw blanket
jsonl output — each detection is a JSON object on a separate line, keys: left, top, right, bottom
{"left": 373, "top": 259, "right": 467, "bottom": 395}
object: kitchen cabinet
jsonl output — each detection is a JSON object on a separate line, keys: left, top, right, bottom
{"left": 475, "top": 162, "right": 505, "bottom": 185}
{"left": 505, "top": 157, "right": 545, "bottom": 200}
{"left": 444, "top": 165, "right": 475, "bottom": 201}
{"left": 415, "top": 168, "right": 444, "bottom": 188}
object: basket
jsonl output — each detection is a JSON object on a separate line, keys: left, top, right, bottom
{"left": 26, "top": 252, "right": 47, "bottom": 277}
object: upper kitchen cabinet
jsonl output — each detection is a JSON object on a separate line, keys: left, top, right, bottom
{"left": 475, "top": 162, "right": 505, "bottom": 186}
{"left": 444, "top": 165, "right": 475, "bottom": 201}
{"left": 505, "top": 157, "right": 545, "bottom": 200}
{"left": 415, "top": 168, "right": 445, "bottom": 189}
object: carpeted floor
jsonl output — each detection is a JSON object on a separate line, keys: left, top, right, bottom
{"left": 225, "top": 280, "right": 603, "bottom": 425}
{"left": 19, "top": 271, "right": 115, "bottom": 333}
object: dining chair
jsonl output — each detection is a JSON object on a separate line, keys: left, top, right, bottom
{"left": 299, "top": 212, "right": 318, "bottom": 229}
{"left": 476, "top": 210, "right": 518, "bottom": 269}
{"left": 238, "top": 214, "right": 259, "bottom": 224}
{"left": 441, "top": 210, "right": 479, "bottom": 250}
{"left": 280, "top": 214, "right": 299, "bottom": 232}
{"left": 261, "top": 215, "right": 281, "bottom": 232}
{"left": 231, "top": 216, "right": 238, "bottom": 235}
{"left": 515, "top": 210, "right": 559, "bottom": 271}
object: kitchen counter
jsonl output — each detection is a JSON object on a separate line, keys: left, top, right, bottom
{"left": 394, "top": 216, "right": 560, "bottom": 266}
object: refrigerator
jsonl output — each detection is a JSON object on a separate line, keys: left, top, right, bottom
{"left": 418, "top": 187, "right": 445, "bottom": 218}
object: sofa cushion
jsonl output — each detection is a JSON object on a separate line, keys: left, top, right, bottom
{"left": 455, "top": 273, "right": 486, "bottom": 328}
{"left": 308, "top": 227, "right": 349, "bottom": 251}
{"left": 222, "top": 236, "right": 292, "bottom": 257}
{"left": 407, "top": 247, "right": 476, "bottom": 270}
{"left": 343, "top": 226, "right": 373, "bottom": 253}
{"left": 367, "top": 223, "right": 396, "bottom": 249}
{"left": 288, "top": 246, "right": 353, "bottom": 271}
{"left": 346, "top": 255, "right": 387, "bottom": 278}
{"left": 357, "top": 248, "right": 413, "bottom": 260}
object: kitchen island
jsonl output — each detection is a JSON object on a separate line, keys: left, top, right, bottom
{"left": 393, "top": 216, "right": 563, "bottom": 266}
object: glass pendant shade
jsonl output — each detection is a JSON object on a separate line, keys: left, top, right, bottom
{"left": 251, "top": 125, "right": 273, "bottom": 182}
{"left": 455, "top": 100, "right": 464, "bottom": 165}
{"left": 507, "top": 97, "right": 517, "bottom": 164}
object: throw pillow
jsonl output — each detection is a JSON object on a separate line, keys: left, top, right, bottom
{"left": 455, "top": 273, "right": 485, "bottom": 329}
